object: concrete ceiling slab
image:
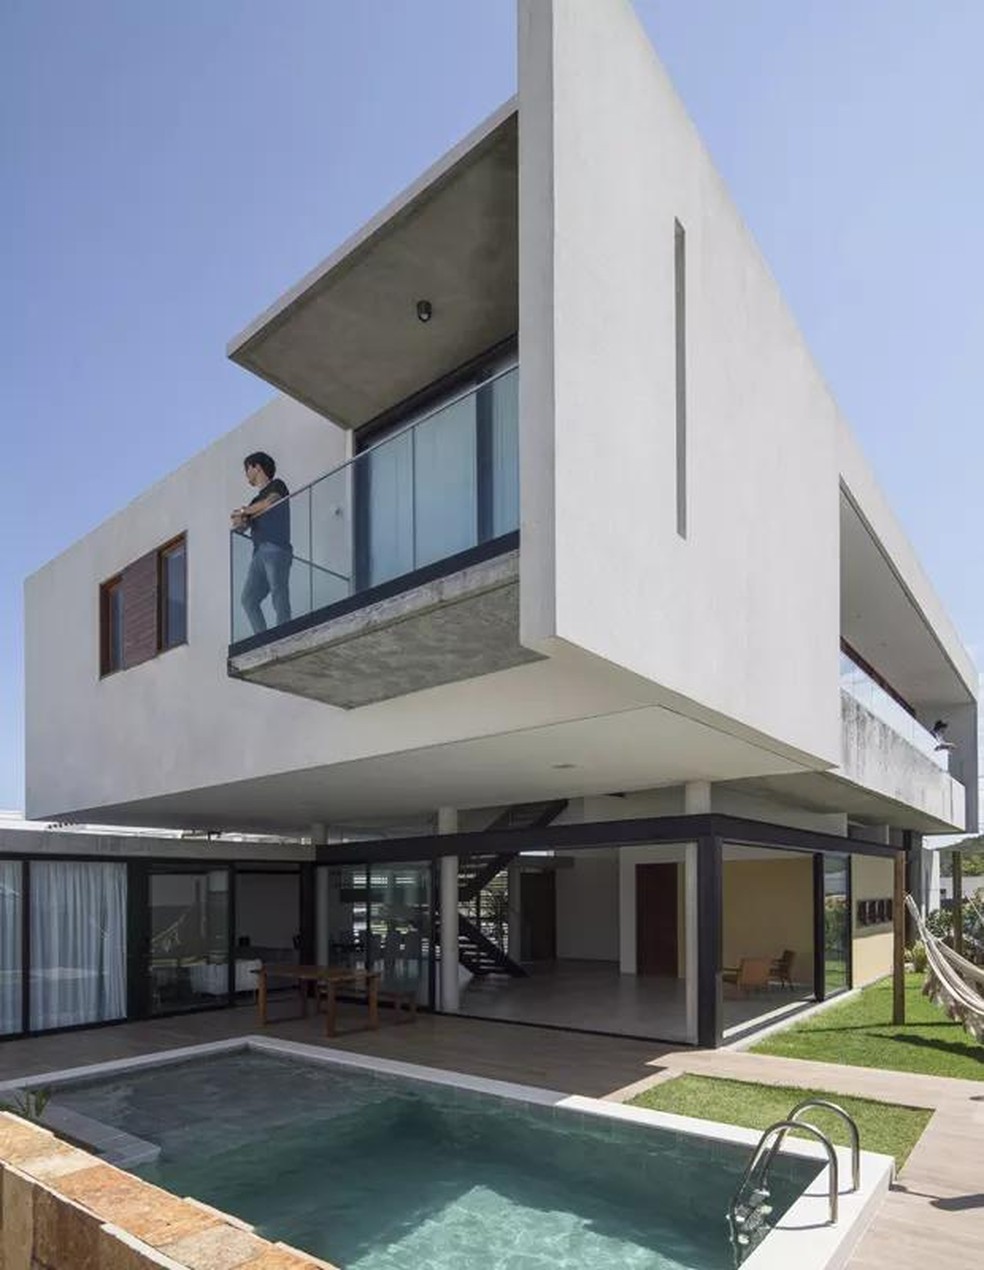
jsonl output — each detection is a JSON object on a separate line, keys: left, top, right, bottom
{"left": 68, "top": 697, "right": 815, "bottom": 835}
{"left": 840, "top": 490, "right": 973, "bottom": 709}
{"left": 228, "top": 104, "right": 518, "bottom": 428}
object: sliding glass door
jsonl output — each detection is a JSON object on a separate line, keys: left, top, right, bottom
{"left": 149, "top": 869, "right": 230, "bottom": 1013}
{"left": 29, "top": 861, "right": 127, "bottom": 1031}
{"left": 317, "top": 861, "right": 434, "bottom": 1009}
{"left": 0, "top": 861, "right": 22, "bottom": 1034}
{"left": 369, "top": 862, "right": 432, "bottom": 1008}
{"left": 356, "top": 362, "right": 519, "bottom": 591}
{"left": 823, "top": 854, "right": 850, "bottom": 994}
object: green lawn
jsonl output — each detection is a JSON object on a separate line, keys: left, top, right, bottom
{"left": 751, "top": 973, "right": 984, "bottom": 1081}
{"left": 631, "top": 1075, "right": 930, "bottom": 1167}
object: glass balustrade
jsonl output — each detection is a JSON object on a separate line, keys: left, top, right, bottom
{"left": 840, "top": 652, "right": 949, "bottom": 771}
{"left": 230, "top": 364, "right": 519, "bottom": 645}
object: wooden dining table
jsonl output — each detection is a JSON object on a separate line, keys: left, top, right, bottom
{"left": 253, "top": 963, "right": 380, "bottom": 1037}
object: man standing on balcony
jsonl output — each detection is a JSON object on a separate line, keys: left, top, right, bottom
{"left": 232, "top": 452, "right": 292, "bottom": 634}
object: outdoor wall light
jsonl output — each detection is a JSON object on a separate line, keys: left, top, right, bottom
{"left": 416, "top": 299, "right": 433, "bottom": 323}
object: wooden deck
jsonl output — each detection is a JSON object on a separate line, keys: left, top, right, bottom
{"left": 1, "top": 1004, "right": 980, "bottom": 1264}
{"left": 0, "top": 1001, "right": 674, "bottom": 1097}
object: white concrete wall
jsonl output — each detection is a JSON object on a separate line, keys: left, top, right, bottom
{"left": 555, "top": 850, "right": 619, "bottom": 960}
{"left": 851, "top": 853, "right": 895, "bottom": 986}
{"left": 25, "top": 397, "right": 346, "bottom": 819}
{"left": 519, "top": 0, "right": 842, "bottom": 766}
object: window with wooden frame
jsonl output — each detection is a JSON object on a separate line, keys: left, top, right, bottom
{"left": 100, "top": 576, "right": 124, "bottom": 676}
{"left": 99, "top": 533, "right": 187, "bottom": 677}
{"left": 158, "top": 535, "right": 187, "bottom": 651}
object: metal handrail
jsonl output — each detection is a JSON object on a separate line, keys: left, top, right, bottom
{"left": 252, "top": 359, "right": 520, "bottom": 509}
{"left": 762, "top": 1099, "right": 860, "bottom": 1191}
{"left": 727, "top": 1119, "right": 839, "bottom": 1263}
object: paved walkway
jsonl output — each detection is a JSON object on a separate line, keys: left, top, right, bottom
{"left": 608, "top": 1047, "right": 984, "bottom": 1268}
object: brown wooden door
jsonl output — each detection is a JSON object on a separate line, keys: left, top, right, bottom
{"left": 636, "top": 863, "right": 678, "bottom": 975}
{"left": 520, "top": 871, "right": 556, "bottom": 962}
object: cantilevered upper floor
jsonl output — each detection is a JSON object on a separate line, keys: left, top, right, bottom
{"left": 22, "top": 0, "right": 978, "bottom": 839}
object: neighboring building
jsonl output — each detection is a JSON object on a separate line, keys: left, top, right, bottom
{"left": 12, "top": 0, "right": 978, "bottom": 1050}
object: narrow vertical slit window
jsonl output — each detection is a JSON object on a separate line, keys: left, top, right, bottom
{"left": 674, "top": 219, "right": 687, "bottom": 539}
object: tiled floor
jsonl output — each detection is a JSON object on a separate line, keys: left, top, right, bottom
{"left": 0, "top": 1000, "right": 674, "bottom": 1097}
{"left": 460, "top": 958, "right": 815, "bottom": 1039}
{"left": 2, "top": 1002, "right": 981, "bottom": 1267}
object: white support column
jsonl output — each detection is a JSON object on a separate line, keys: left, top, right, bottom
{"left": 311, "top": 823, "right": 329, "bottom": 964}
{"left": 438, "top": 807, "right": 460, "bottom": 1013}
{"left": 684, "top": 781, "right": 712, "bottom": 815}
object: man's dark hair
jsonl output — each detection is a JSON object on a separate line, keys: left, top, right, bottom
{"left": 244, "top": 452, "right": 276, "bottom": 480}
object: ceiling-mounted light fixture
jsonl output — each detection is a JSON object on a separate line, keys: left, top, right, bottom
{"left": 416, "top": 299, "right": 433, "bottom": 323}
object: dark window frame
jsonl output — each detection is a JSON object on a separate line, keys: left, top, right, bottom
{"left": 157, "top": 533, "right": 188, "bottom": 653}
{"left": 98, "top": 533, "right": 188, "bottom": 679}
{"left": 351, "top": 340, "right": 518, "bottom": 593}
{"left": 99, "top": 574, "right": 124, "bottom": 677}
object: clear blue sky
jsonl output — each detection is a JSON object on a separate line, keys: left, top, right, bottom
{"left": 1, "top": 1, "right": 981, "bottom": 814}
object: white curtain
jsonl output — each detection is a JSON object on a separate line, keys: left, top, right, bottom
{"left": 30, "top": 862, "right": 126, "bottom": 1030}
{"left": 0, "top": 861, "right": 22, "bottom": 1034}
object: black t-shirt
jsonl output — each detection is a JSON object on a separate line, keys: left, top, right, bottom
{"left": 249, "top": 479, "right": 291, "bottom": 550}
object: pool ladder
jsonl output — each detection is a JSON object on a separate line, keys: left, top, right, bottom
{"left": 727, "top": 1099, "right": 860, "bottom": 1266}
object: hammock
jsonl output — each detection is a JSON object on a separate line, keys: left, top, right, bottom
{"left": 905, "top": 894, "right": 984, "bottom": 1042}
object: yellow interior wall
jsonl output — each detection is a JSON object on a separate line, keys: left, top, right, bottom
{"left": 851, "top": 854, "right": 895, "bottom": 985}
{"left": 722, "top": 858, "right": 814, "bottom": 987}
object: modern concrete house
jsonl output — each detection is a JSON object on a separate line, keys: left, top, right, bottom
{"left": 11, "top": 0, "right": 978, "bottom": 1051}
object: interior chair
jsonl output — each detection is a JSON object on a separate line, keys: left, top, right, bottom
{"left": 721, "top": 957, "right": 772, "bottom": 994}
{"left": 769, "top": 949, "right": 796, "bottom": 989}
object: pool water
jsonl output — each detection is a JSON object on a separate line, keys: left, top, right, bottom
{"left": 54, "top": 1051, "right": 818, "bottom": 1270}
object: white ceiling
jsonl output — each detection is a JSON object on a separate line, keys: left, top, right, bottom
{"left": 75, "top": 700, "right": 812, "bottom": 834}
{"left": 228, "top": 108, "right": 518, "bottom": 428}
{"left": 840, "top": 490, "right": 973, "bottom": 709}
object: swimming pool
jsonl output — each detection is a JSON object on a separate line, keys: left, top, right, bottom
{"left": 9, "top": 1038, "right": 892, "bottom": 1270}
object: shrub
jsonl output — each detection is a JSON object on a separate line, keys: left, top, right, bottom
{"left": 908, "top": 941, "right": 927, "bottom": 973}
{"left": 0, "top": 1088, "right": 51, "bottom": 1123}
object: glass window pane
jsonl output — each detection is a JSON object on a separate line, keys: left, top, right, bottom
{"left": 319, "top": 866, "right": 368, "bottom": 971}
{"left": 0, "top": 861, "right": 22, "bottom": 1035}
{"left": 823, "top": 854, "right": 850, "bottom": 993}
{"left": 104, "top": 582, "right": 124, "bottom": 672}
{"left": 29, "top": 862, "right": 127, "bottom": 1030}
{"left": 310, "top": 470, "right": 352, "bottom": 609}
{"left": 369, "top": 863, "right": 432, "bottom": 1008}
{"left": 413, "top": 396, "right": 477, "bottom": 568}
{"left": 490, "top": 368, "right": 519, "bottom": 537}
{"left": 150, "top": 870, "right": 229, "bottom": 1013}
{"left": 365, "top": 433, "right": 414, "bottom": 587}
{"left": 161, "top": 541, "right": 187, "bottom": 649}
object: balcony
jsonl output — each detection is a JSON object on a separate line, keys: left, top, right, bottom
{"left": 839, "top": 653, "right": 965, "bottom": 827}
{"left": 840, "top": 653, "right": 949, "bottom": 772}
{"left": 228, "top": 365, "right": 541, "bottom": 707}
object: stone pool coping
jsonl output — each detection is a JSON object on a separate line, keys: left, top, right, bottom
{"left": 0, "top": 1035, "right": 894, "bottom": 1270}
{"left": 0, "top": 1110, "right": 339, "bottom": 1270}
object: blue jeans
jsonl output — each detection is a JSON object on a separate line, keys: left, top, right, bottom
{"left": 241, "top": 542, "right": 292, "bottom": 634}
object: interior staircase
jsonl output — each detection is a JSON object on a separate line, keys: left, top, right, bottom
{"left": 451, "top": 799, "right": 568, "bottom": 978}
